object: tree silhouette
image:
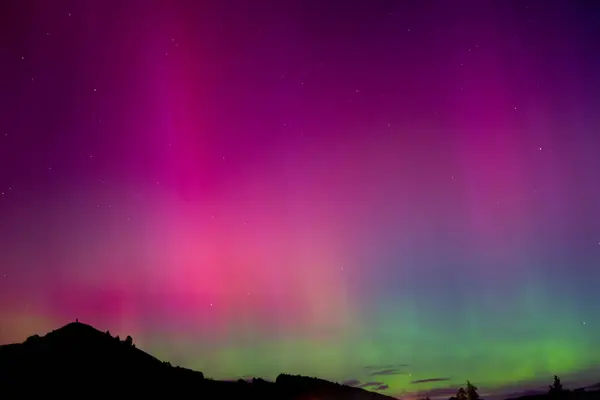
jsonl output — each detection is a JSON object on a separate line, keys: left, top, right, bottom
{"left": 549, "top": 375, "right": 564, "bottom": 396}
{"left": 457, "top": 387, "right": 468, "bottom": 400}
{"left": 25, "top": 334, "right": 41, "bottom": 344}
{"left": 124, "top": 335, "right": 133, "bottom": 347}
{"left": 467, "top": 381, "right": 481, "bottom": 400}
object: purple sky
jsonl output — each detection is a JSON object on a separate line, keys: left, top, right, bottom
{"left": 1, "top": 1, "right": 600, "bottom": 398}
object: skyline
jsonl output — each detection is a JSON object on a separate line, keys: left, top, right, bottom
{"left": 1, "top": 1, "right": 600, "bottom": 398}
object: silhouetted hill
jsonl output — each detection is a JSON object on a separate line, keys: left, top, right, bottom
{"left": 276, "top": 373, "right": 396, "bottom": 399}
{"left": 3, "top": 322, "right": 599, "bottom": 400}
{"left": 0, "top": 321, "right": 202, "bottom": 397}
{"left": 0, "top": 321, "right": 397, "bottom": 399}
{"left": 506, "top": 388, "right": 600, "bottom": 400}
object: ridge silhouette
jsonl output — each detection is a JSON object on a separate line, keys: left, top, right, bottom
{"left": 0, "top": 320, "right": 396, "bottom": 399}
{"left": 1, "top": 321, "right": 599, "bottom": 399}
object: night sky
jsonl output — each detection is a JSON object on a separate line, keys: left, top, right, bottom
{"left": 2, "top": 1, "right": 600, "bottom": 398}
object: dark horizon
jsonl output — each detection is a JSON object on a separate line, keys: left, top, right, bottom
{"left": 2, "top": 1, "right": 600, "bottom": 398}
{"left": 1, "top": 320, "right": 599, "bottom": 400}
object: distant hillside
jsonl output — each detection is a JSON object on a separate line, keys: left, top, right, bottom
{"left": 276, "top": 373, "right": 395, "bottom": 399}
{"left": 505, "top": 387, "right": 600, "bottom": 400}
{"left": 3, "top": 321, "right": 599, "bottom": 400}
{"left": 0, "top": 321, "right": 397, "bottom": 399}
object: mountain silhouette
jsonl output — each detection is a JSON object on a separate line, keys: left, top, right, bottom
{"left": 0, "top": 321, "right": 396, "bottom": 399}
